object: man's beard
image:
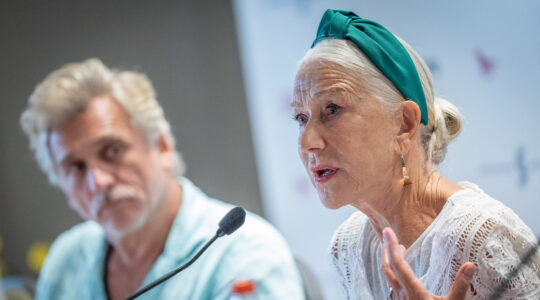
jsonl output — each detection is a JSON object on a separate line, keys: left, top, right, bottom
{"left": 92, "top": 184, "right": 164, "bottom": 239}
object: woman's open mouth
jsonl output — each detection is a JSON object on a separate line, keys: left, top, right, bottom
{"left": 311, "top": 166, "right": 338, "bottom": 184}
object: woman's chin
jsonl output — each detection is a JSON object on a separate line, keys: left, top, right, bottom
{"left": 320, "top": 197, "right": 347, "bottom": 210}
{"left": 317, "top": 188, "right": 347, "bottom": 209}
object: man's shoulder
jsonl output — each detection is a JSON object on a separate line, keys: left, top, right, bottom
{"left": 184, "top": 181, "right": 293, "bottom": 257}
{"left": 51, "top": 221, "right": 104, "bottom": 252}
{"left": 203, "top": 197, "right": 289, "bottom": 250}
{"left": 182, "top": 178, "right": 286, "bottom": 246}
{"left": 178, "top": 180, "right": 304, "bottom": 299}
{"left": 234, "top": 211, "right": 288, "bottom": 246}
{"left": 36, "top": 221, "right": 104, "bottom": 298}
{"left": 41, "top": 221, "right": 104, "bottom": 275}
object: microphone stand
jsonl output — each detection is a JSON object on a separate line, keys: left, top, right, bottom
{"left": 123, "top": 206, "right": 245, "bottom": 300}
{"left": 124, "top": 232, "right": 220, "bottom": 300}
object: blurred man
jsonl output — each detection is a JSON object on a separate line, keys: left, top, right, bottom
{"left": 20, "top": 59, "right": 304, "bottom": 300}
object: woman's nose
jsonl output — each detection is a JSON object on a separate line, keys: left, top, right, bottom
{"left": 86, "top": 166, "right": 115, "bottom": 192}
{"left": 299, "top": 121, "right": 325, "bottom": 154}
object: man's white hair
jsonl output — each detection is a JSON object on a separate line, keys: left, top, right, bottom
{"left": 20, "top": 58, "right": 185, "bottom": 185}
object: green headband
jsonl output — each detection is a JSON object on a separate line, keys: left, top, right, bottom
{"left": 311, "top": 9, "right": 428, "bottom": 125}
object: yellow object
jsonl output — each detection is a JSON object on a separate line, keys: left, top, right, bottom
{"left": 27, "top": 242, "right": 50, "bottom": 273}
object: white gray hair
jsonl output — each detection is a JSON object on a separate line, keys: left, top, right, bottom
{"left": 20, "top": 58, "right": 185, "bottom": 185}
{"left": 296, "top": 39, "right": 462, "bottom": 170}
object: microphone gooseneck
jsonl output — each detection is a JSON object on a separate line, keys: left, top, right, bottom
{"left": 124, "top": 206, "right": 247, "bottom": 300}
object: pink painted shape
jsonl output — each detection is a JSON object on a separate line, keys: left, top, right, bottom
{"left": 475, "top": 50, "right": 495, "bottom": 76}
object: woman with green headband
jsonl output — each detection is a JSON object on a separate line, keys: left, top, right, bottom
{"left": 292, "top": 9, "right": 540, "bottom": 299}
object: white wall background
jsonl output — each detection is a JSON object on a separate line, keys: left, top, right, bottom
{"left": 232, "top": 1, "right": 540, "bottom": 298}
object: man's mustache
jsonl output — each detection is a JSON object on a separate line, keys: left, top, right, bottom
{"left": 90, "top": 185, "right": 138, "bottom": 217}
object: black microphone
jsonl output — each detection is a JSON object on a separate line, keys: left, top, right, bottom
{"left": 124, "top": 206, "right": 246, "bottom": 300}
{"left": 217, "top": 206, "right": 247, "bottom": 236}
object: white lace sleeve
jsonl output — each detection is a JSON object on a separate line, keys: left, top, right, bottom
{"left": 454, "top": 215, "right": 540, "bottom": 298}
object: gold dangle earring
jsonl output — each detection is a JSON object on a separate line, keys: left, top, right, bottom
{"left": 400, "top": 153, "right": 412, "bottom": 186}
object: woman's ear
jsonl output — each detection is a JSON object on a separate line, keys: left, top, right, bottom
{"left": 396, "top": 100, "right": 421, "bottom": 154}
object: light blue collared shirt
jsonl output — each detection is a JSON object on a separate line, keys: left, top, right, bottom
{"left": 36, "top": 177, "right": 305, "bottom": 299}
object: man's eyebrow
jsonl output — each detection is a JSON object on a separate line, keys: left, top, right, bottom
{"left": 59, "top": 135, "right": 126, "bottom": 167}
{"left": 93, "top": 135, "right": 125, "bottom": 147}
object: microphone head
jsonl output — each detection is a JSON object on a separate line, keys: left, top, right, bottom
{"left": 217, "top": 207, "right": 246, "bottom": 236}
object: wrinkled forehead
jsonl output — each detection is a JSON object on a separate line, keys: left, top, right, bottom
{"left": 292, "top": 59, "right": 365, "bottom": 109}
{"left": 47, "top": 97, "right": 141, "bottom": 162}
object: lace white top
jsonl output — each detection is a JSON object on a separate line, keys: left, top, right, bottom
{"left": 329, "top": 182, "right": 540, "bottom": 299}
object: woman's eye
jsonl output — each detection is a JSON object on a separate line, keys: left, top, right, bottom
{"left": 327, "top": 103, "right": 340, "bottom": 116}
{"left": 294, "top": 114, "right": 308, "bottom": 126}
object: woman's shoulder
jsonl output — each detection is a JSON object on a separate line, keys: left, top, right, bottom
{"left": 438, "top": 182, "right": 540, "bottom": 298}
{"left": 445, "top": 181, "right": 534, "bottom": 236}
{"left": 447, "top": 181, "right": 505, "bottom": 213}
{"left": 435, "top": 181, "right": 536, "bottom": 248}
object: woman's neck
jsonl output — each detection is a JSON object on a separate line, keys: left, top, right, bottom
{"left": 359, "top": 170, "right": 461, "bottom": 249}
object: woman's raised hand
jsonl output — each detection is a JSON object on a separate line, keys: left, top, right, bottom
{"left": 381, "top": 227, "right": 476, "bottom": 300}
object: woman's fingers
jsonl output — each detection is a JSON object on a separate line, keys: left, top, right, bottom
{"left": 382, "top": 228, "right": 475, "bottom": 300}
{"left": 381, "top": 243, "right": 401, "bottom": 290}
{"left": 445, "top": 262, "right": 475, "bottom": 300}
{"left": 382, "top": 228, "right": 427, "bottom": 295}
{"left": 399, "top": 244, "right": 407, "bottom": 260}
